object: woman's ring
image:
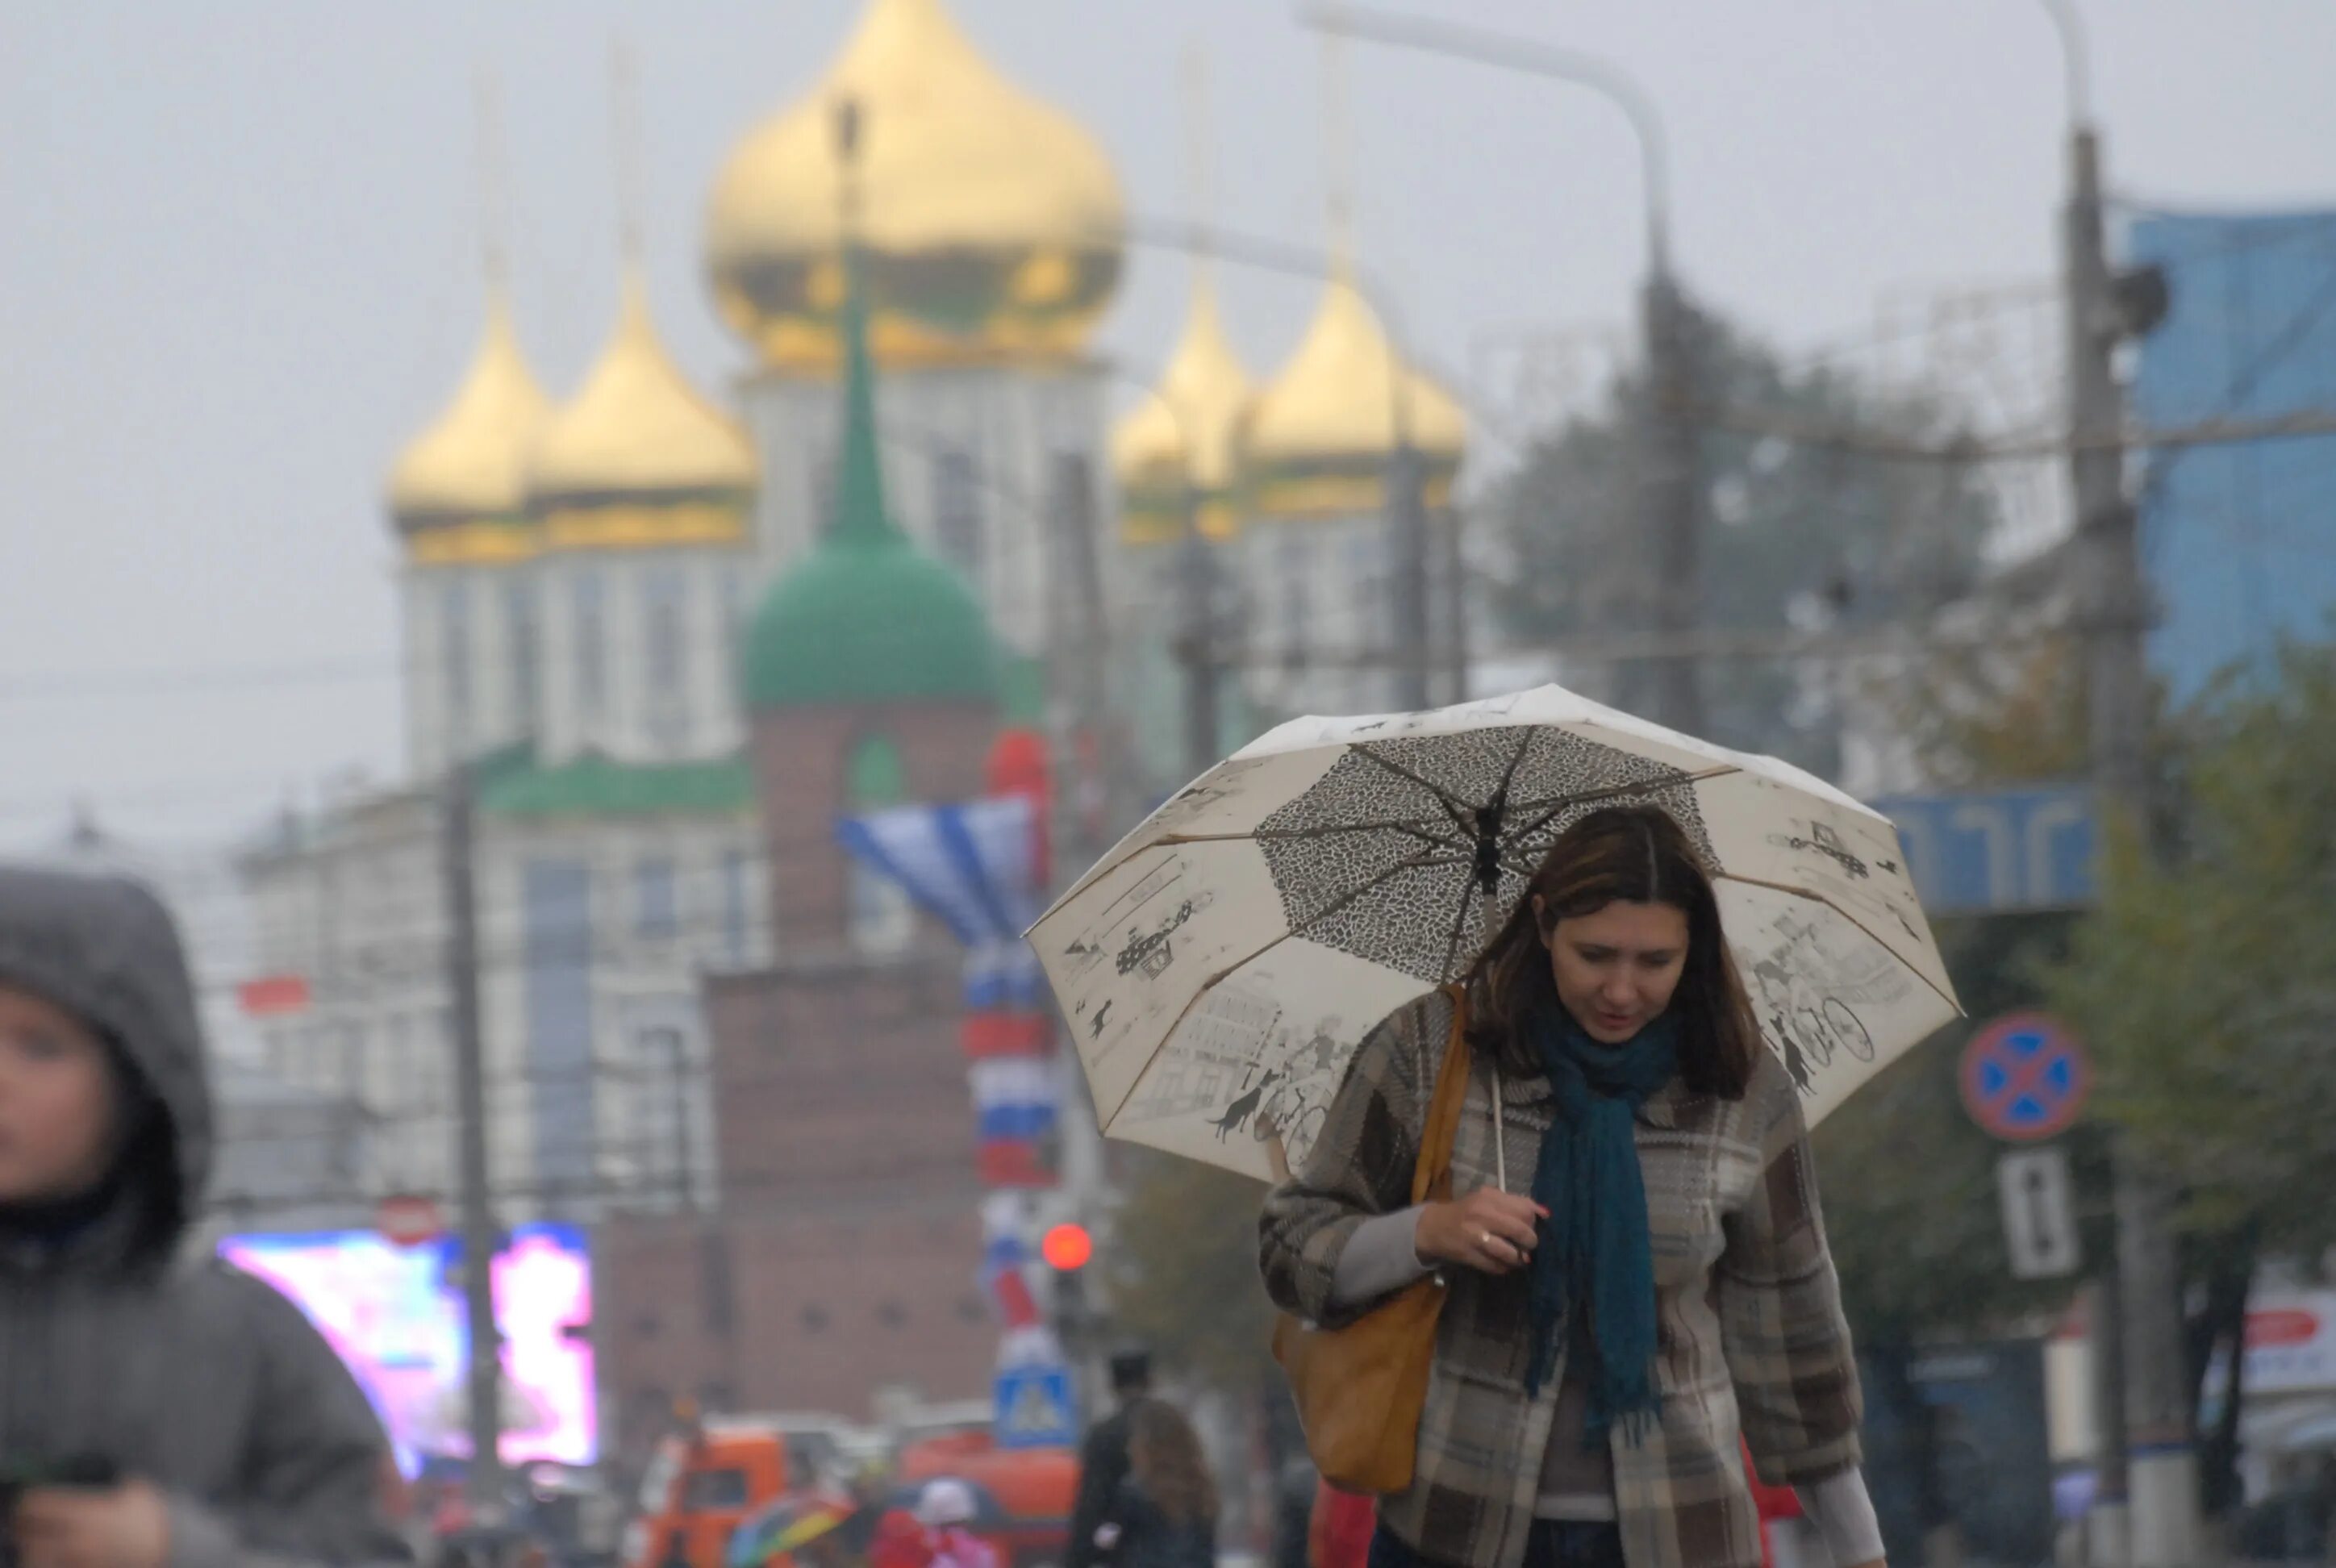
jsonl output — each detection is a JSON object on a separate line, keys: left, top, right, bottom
{"left": 1479, "top": 1230, "right": 1496, "bottom": 1249}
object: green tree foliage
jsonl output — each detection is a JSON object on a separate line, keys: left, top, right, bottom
{"left": 1817, "top": 913, "right": 2099, "bottom": 1345}
{"left": 1815, "top": 631, "right": 2098, "bottom": 1352}
{"left": 2042, "top": 644, "right": 2336, "bottom": 1259}
{"left": 2035, "top": 644, "right": 2336, "bottom": 1513}
{"left": 1487, "top": 299, "right": 1996, "bottom": 774}
{"left": 1100, "top": 1150, "right": 1280, "bottom": 1394}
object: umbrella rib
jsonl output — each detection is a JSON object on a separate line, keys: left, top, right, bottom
{"left": 1435, "top": 874, "right": 1481, "bottom": 985}
{"left": 1093, "top": 846, "right": 1476, "bottom": 1130}
{"left": 1504, "top": 765, "right": 1745, "bottom": 844}
{"left": 1492, "top": 726, "right": 1537, "bottom": 804}
{"left": 1158, "top": 816, "right": 1473, "bottom": 849}
{"left": 1349, "top": 744, "right": 1481, "bottom": 815}
{"left": 1715, "top": 871, "right": 1964, "bottom": 1017}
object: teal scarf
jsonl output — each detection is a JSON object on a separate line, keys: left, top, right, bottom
{"left": 1522, "top": 999, "right": 1679, "bottom": 1448}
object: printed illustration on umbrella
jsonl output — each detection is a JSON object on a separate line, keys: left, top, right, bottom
{"left": 1029, "top": 685, "right": 1960, "bottom": 1182}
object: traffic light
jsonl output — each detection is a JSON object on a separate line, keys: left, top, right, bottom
{"left": 1041, "top": 1222, "right": 1093, "bottom": 1273}
{"left": 1042, "top": 1223, "right": 1095, "bottom": 1362}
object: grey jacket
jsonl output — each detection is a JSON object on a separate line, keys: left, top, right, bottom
{"left": 0, "top": 865, "right": 411, "bottom": 1568}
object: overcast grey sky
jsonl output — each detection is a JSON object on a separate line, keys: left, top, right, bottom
{"left": 4, "top": 1, "right": 2333, "bottom": 849}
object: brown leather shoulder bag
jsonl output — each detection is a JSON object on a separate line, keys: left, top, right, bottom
{"left": 1270, "top": 985, "right": 1473, "bottom": 1494}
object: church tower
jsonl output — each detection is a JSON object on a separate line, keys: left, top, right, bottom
{"left": 1239, "top": 44, "right": 1466, "bottom": 720}
{"left": 704, "top": 0, "right": 1124, "bottom": 669}
{"left": 386, "top": 280, "right": 552, "bottom": 776}
{"left": 740, "top": 94, "right": 1003, "bottom": 958}
{"left": 1241, "top": 261, "right": 1467, "bottom": 719}
{"left": 526, "top": 265, "right": 757, "bottom": 765}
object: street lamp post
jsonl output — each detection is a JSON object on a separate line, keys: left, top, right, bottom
{"left": 1299, "top": 3, "right": 1701, "bottom": 734}
{"left": 2031, "top": 5, "right": 2196, "bottom": 1565}
{"left": 1108, "top": 363, "right": 1221, "bottom": 779}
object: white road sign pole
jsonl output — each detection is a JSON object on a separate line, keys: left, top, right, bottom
{"left": 1999, "top": 1145, "right": 2082, "bottom": 1280}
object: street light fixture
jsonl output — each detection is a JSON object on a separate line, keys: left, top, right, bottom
{"left": 2030, "top": 0, "right": 2095, "bottom": 130}
{"left": 1299, "top": 2, "right": 1704, "bottom": 734}
{"left": 1296, "top": 2, "right": 1673, "bottom": 277}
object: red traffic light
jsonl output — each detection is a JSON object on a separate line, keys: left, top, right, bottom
{"left": 1041, "top": 1223, "right": 1094, "bottom": 1272}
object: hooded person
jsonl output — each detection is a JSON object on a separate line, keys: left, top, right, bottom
{"left": 0, "top": 865, "right": 412, "bottom": 1568}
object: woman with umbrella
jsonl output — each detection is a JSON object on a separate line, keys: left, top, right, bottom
{"left": 1260, "top": 807, "right": 1886, "bottom": 1568}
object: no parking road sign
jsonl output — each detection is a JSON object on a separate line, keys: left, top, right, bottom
{"left": 1960, "top": 1013, "right": 2092, "bottom": 1142}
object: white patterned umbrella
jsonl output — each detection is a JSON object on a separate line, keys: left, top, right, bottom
{"left": 1027, "top": 685, "right": 1960, "bottom": 1182}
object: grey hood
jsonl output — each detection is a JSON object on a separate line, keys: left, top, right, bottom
{"left": 0, "top": 863, "right": 213, "bottom": 1258}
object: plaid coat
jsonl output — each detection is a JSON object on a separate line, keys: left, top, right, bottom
{"left": 1259, "top": 990, "right": 1863, "bottom": 1568}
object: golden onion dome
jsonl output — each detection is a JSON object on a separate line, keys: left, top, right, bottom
{"left": 386, "top": 290, "right": 551, "bottom": 531}
{"left": 1243, "top": 265, "right": 1467, "bottom": 520}
{"left": 704, "top": 0, "right": 1124, "bottom": 371}
{"left": 527, "top": 269, "right": 756, "bottom": 548}
{"left": 1112, "top": 270, "right": 1253, "bottom": 545}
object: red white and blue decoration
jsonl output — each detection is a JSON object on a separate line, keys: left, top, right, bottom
{"left": 838, "top": 789, "right": 1062, "bottom": 1357}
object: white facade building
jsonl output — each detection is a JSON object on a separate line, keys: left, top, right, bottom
{"left": 239, "top": 0, "right": 1134, "bottom": 1223}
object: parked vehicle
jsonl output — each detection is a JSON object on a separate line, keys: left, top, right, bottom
{"left": 896, "top": 1433, "right": 1077, "bottom": 1568}
{"left": 624, "top": 1412, "right": 860, "bottom": 1568}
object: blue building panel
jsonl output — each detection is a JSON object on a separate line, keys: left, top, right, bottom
{"left": 2128, "top": 211, "right": 2336, "bottom": 702}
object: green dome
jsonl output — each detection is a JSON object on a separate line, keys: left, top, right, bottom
{"left": 743, "top": 179, "right": 1002, "bottom": 713}
{"left": 745, "top": 537, "right": 999, "bottom": 708}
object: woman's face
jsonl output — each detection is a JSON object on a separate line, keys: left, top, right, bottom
{"left": 1537, "top": 899, "right": 1690, "bottom": 1045}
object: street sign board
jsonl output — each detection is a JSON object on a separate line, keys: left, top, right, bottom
{"left": 994, "top": 1363, "right": 1077, "bottom": 1449}
{"left": 1960, "top": 1013, "right": 2092, "bottom": 1141}
{"left": 1997, "top": 1147, "right": 2081, "bottom": 1279}
{"left": 1868, "top": 785, "right": 2097, "bottom": 916}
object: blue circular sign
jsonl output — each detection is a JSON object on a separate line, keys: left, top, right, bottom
{"left": 1959, "top": 1012, "right": 2091, "bottom": 1141}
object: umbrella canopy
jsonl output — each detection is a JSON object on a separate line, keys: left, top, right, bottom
{"left": 1029, "top": 685, "right": 1959, "bottom": 1181}
{"left": 728, "top": 1495, "right": 855, "bottom": 1568}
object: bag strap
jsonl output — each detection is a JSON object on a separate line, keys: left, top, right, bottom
{"left": 1409, "top": 984, "right": 1473, "bottom": 1207}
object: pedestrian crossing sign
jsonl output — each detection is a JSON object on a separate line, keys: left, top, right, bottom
{"left": 994, "top": 1363, "right": 1077, "bottom": 1449}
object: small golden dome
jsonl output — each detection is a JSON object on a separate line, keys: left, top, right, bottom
{"left": 528, "top": 269, "right": 756, "bottom": 509}
{"left": 704, "top": 0, "right": 1125, "bottom": 371}
{"left": 386, "top": 290, "right": 551, "bottom": 528}
{"left": 1243, "top": 265, "right": 1467, "bottom": 519}
{"left": 1112, "top": 271, "right": 1253, "bottom": 544}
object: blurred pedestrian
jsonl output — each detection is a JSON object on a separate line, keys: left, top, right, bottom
{"left": 1092, "top": 1403, "right": 1215, "bottom": 1568}
{"left": 914, "top": 1482, "right": 997, "bottom": 1568}
{"left": 832, "top": 1458, "right": 899, "bottom": 1563}
{"left": 1306, "top": 1483, "right": 1372, "bottom": 1568}
{"left": 0, "top": 866, "right": 411, "bottom": 1568}
{"left": 1068, "top": 1349, "right": 1158, "bottom": 1568}
{"left": 866, "top": 1509, "right": 934, "bottom": 1568}
{"left": 1261, "top": 809, "right": 1887, "bottom": 1568}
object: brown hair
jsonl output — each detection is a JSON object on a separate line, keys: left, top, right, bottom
{"left": 1463, "top": 805, "right": 1758, "bottom": 1099}
{"left": 1128, "top": 1399, "right": 1218, "bottom": 1528}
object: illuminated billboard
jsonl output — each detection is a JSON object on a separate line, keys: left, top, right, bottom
{"left": 220, "top": 1224, "right": 595, "bottom": 1471}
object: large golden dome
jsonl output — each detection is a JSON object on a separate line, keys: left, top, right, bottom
{"left": 1112, "top": 269, "right": 1253, "bottom": 545}
{"left": 528, "top": 268, "right": 755, "bottom": 550}
{"left": 386, "top": 290, "right": 552, "bottom": 535}
{"left": 1243, "top": 265, "right": 1466, "bottom": 519}
{"left": 705, "top": 0, "right": 1124, "bottom": 371}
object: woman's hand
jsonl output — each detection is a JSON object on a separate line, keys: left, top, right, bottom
{"left": 1414, "top": 1187, "right": 1547, "bottom": 1274}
